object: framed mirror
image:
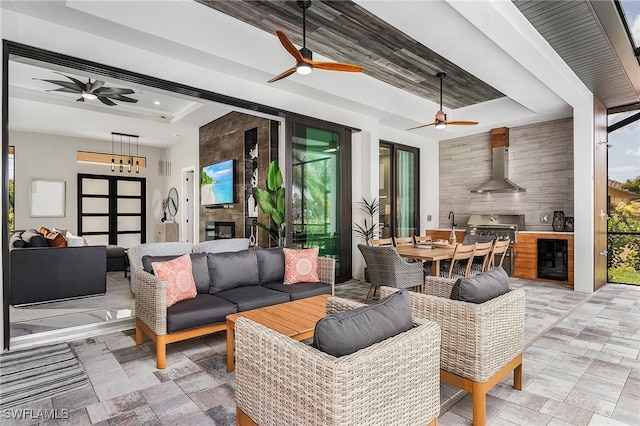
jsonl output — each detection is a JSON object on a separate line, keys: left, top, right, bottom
{"left": 167, "top": 187, "right": 179, "bottom": 217}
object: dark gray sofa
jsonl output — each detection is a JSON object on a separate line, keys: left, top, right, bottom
{"left": 10, "top": 245, "right": 107, "bottom": 305}
{"left": 136, "top": 246, "right": 335, "bottom": 368}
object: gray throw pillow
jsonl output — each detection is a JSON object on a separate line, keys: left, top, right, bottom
{"left": 208, "top": 249, "right": 260, "bottom": 294}
{"left": 254, "top": 247, "right": 285, "bottom": 284}
{"left": 450, "top": 266, "right": 510, "bottom": 304}
{"left": 21, "top": 229, "right": 47, "bottom": 247}
{"left": 9, "top": 233, "right": 26, "bottom": 249}
{"left": 142, "top": 253, "right": 210, "bottom": 293}
{"left": 313, "top": 289, "right": 412, "bottom": 357}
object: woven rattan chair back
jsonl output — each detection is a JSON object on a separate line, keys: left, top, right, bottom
{"left": 372, "top": 238, "right": 393, "bottom": 246}
{"left": 444, "top": 243, "right": 477, "bottom": 278}
{"left": 490, "top": 239, "right": 510, "bottom": 268}
{"left": 358, "top": 244, "right": 424, "bottom": 295}
{"left": 393, "top": 236, "right": 414, "bottom": 246}
{"left": 413, "top": 235, "right": 433, "bottom": 245}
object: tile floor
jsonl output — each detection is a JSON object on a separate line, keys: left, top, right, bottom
{"left": 1, "top": 279, "right": 639, "bottom": 426}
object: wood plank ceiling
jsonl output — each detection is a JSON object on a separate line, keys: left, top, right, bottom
{"left": 197, "top": 0, "right": 504, "bottom": 110}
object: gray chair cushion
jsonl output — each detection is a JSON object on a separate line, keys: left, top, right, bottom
{"left": 166, "top": 294, "right": 237, "bottom": 333}
{"left": 142, "top": 253, "right": 210, "bottom": 294}
{"left": 313, "top": 289, "right": 413, "bottom": 357}
{"left": 450, "top": 266, "right": 510, "bottom": 303}
{"left": 215, "top": 286, "right": 290, "bottom": 312}
{"left": 255, "top": 247, "right": 285, "bottom": 284}
{"left": 208, "top": 250, "right": 259, "bottom": 293}
{"left": 263, "top": 281, "right": 331, "bottom": 300}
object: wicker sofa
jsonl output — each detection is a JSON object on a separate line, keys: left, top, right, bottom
{"left": 135, "top": 246, "right": 335, "bottom": 368}
{"left": 381, "top": 277, "right": 525, "bottom": 426}
{"left": 235, "top": 296, "right": 441, "bottom": 426}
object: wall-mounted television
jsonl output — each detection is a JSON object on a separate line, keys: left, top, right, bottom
{"left": 200, "top": 159, "right": 235, "bottom": 206}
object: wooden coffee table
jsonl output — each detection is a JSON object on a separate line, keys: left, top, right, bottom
{"left": 226, "top": 294, "right": 331, "bottom": 372}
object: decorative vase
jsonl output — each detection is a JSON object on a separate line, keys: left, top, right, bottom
{"left": 552, "top": 211, "right": 565, "bottom": 232}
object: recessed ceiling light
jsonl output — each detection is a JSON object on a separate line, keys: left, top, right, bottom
{"left": 154, "top": 101, "right": 160, "bottom": 105}
{"left": 173, "top": 134, "right": 182, "bottom": 138}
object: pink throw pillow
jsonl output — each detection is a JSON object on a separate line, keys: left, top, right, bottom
{"left": 152, "top": 254, "right": 197, "bottom": 307}
{"left": 283, "top": 247, "right": 319, "bottom": 285}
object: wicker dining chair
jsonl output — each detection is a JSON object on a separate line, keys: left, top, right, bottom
{"left": 358, "top": 244, "right": 425, "bottom": 303}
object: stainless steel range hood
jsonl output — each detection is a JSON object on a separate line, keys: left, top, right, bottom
{"left": 471, "top": 127, "right": 526, "bottom": 194}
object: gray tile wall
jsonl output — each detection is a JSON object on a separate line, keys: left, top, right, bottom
{"left": 439, "top": 118, "right": 574, "bottom": 231}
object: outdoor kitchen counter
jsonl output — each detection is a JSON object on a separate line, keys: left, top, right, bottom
{"left": 513, "top": 232, "right": 574, "bottom": 286}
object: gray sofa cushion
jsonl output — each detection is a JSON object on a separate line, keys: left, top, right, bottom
{"left": 263, "top": 281, "right": 331, "bottom": 301}
{"left": 166, "top": 294, "right": 237, "bottom": 333}
{"left": 450, "top": 266, "right": 510, "bottom": 304}
{"left": 214, "top": 286, "right": 290, "bottom": 312}
{"left": 208, "top": 250, "right": 260, "bottom": 294}
{"left": 313, "top": 289, "right": 413, "bottom": 357}
{"left": 255, "top": 247, "right": 285, "bottom": 284}
{"left": 9, "top": 233, "right": 26, "bottom": 249}
{"left": 21, "top": 229, "right": 47, "bottom": 247}
{"left": 142, "top": 253, "right": 210, "bottom": 294}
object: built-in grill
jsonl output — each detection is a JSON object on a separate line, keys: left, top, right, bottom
{"left": 463, "top": 214, "right": 525, "bottom": 276}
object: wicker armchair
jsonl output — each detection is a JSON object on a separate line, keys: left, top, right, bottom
{"left": 358, "top": 244, "right": 424, "bottom": 303}
{"left": 235, "top": 297, "right": 441, "bottom": 426}
{"left": 380, "top": 279, "right": 525, "bottom": 426}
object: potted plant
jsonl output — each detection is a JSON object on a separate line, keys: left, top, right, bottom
{"left": 255, "top": 161, "right": 286, "bottom": 247}
{"left": 353, "top": 197, "right": 379, "bottom": 245}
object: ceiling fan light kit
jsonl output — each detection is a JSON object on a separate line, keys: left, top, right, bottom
{"left": 268, "top": 0, "right": 363, "bottom": 83}
{"left": 408, "top": 72, "right": 479, "bottom": 131}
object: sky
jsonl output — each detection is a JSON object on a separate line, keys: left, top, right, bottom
{"left": 607, "top": 1, "right": 640, "bottom": 184}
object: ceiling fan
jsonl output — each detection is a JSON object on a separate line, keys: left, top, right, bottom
{"left": 34, "top": 72, "right": 138, "bottom": 106}
{"left": 268, "top": 0, "right": 363, "bottom": 83}
{"left": 407, "top": 72, "right": 479, "bottom": 130}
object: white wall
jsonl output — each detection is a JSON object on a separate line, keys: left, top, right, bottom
{"left": 10, "top": 131, "right": 166, "bottom": 244}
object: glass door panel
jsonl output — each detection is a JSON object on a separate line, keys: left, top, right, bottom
{"left": 396, "top": 149, "right": 417, "bottom": 237}
{"left": 379, "top": 146, "right": 392, "bottom": 239}
{"left": 289, "top": 120, "right": 351, "bottom": 283}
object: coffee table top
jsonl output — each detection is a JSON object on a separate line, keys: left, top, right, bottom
{"left": 226, "top": 294, "right": 331, "bottom": 338}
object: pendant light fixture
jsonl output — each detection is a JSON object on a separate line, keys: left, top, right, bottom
{"left": 111, "top": 133, "right": 115, "bottom": 172}
{"left": 127, "top": 135, "right": 132, "bottom": 173}
{"left": 77, "top": 132, "right": 145, "bottom": 172}
{"left": 119, "top": 133, "right": 123, "bottom": 172}
{"left": 135, "top": 135, "right": 140, "bottom": 173}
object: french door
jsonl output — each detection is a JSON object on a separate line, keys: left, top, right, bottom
{"left": 286, "top": 117, "right": 352, "bottom": 283}
{"left": 379, "top": 141, "right": 420, "bottom": 239}
{"left": 78, "top": 174, "right": 146, "bottom": 247}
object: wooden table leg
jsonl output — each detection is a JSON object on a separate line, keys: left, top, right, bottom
{"left": 432, "top": 260, "right": 440, "bottom": 276}
{"left": 226, "top": 318, "right": 235, "bottom": 372}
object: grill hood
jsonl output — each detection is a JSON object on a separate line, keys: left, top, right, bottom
{"left": 471, "top": 127, "right": 526, "bottom": 194}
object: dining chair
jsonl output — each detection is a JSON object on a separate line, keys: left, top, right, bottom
{"left": 358, "top": 244, "right": 425, "bottom": 303}
{"left": 468, "top": 241, "right": 494, "bottom": 276}
{"left": 392, "top": 236, "right": 414, "bottom": 246}
{"left": 490, "top": 239, "right": 511, "bottom": 269}
{"left": 413, "top": 235, "right": 433, "bottom": 246}
{"left": 372, "top": 238, "right": 393, "bottom": 247}
{"left": 442, "top": 243, "right": 477, "bottom": 279}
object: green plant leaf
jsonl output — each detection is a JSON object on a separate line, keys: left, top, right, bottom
{"left": 266, "top": 161, "right": 282, "bottom": 191}
{"left": 255, "top": 188, "right": 275, "bottom": 214}
{"left": 276, "top": 187, "right": 285, "bottom": 216}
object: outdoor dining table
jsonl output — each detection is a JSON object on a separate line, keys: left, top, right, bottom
{"left": 395, "top": 244, "right": 457, "bottom": 277}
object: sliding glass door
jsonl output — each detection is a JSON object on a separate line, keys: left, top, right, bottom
{"left": 379, "top": 141, "right": 420, "bottom": 238}
{"left": 287, "top": 118, "right": 352, "bottom": 283}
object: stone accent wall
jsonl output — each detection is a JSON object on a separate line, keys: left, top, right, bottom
{"left": 439, "top": 118, "right": 574, "bottom": 232}
{"left": 199, "top": 112, "right": 273, "bottom": 244}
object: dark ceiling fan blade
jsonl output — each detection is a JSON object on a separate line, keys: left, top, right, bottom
{"left": 268, "top": 67, "right": 297, "bottom": 83}
{"left": 276, "top": 30, "right": 304, "bottom": 62}
{"left": 406, "top": 122, "right": 437, "bottom": 131}
{"left": 444, "top": 120, "right": 479, "bottom": 125}
{"left": 36, "top": 79, "right": 81, "bottom": 91}
{"left": 108, "top": 94, "right": 139, "bottom": 103}
{"left": 310, "top": 61, "right": 363, "bottom": 72}
{"left": 76, "top": 97, "right": 85, "bottom": 102}
{"left": 95, "top": 87, "right": 135, "bottom": 95}
{"left": 89, "top": 79, "right": 106, "bottom": 93}
{"left": 46, "top": 87, "right": 81, "bottom": 94}
{"left": 52, "top": 72, "right": 88, "bottom": 91}
{"left": 97, "top": 96, "right": 117, "bottom": 106}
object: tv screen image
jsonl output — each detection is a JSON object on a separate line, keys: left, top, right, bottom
{"left": 201, "top": 159, "right": 234, "bottom": 206}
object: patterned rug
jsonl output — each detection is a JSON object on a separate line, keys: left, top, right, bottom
{"left": 0, "top": 343, "right": 90, "bottom": 408}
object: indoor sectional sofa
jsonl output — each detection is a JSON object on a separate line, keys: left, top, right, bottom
{"left": 134, "top": 245, "right": 335, "bottom": 368}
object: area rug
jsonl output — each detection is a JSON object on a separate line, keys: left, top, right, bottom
{"left": 0, "top": 343, "right": 90, "bottom": 408}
